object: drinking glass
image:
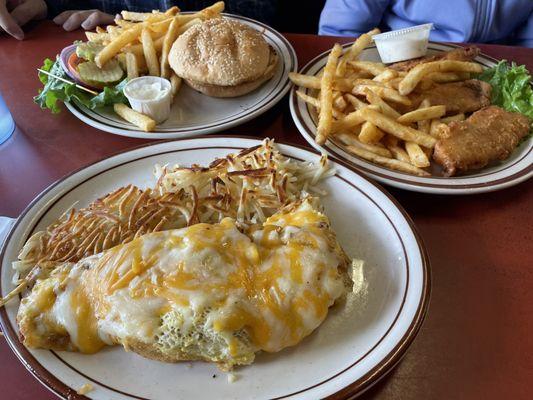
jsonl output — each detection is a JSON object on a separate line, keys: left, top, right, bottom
{"left": 0, "top": 93, "right": 15, "bottom": 145}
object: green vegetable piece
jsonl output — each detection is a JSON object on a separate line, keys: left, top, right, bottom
{"left": 76, "top": 42, "right": 105, "bottom": 62}
{"left": 34, "top": 57, "right": 129, "bottom": 114}
{"left": 478, "top": 60, "right": 533, "bottom": 120}
{"left": 78, "top": 59, "right": 124, "bottom": 86}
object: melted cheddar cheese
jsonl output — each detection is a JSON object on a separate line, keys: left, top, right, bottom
{"left": 17, "top": 200, "right": 348, "bottom": 358}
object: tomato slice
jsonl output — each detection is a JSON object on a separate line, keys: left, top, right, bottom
{"left": 66, "top": 52, "right": 103, "bottom": 91}
{"left": 67, "top": 52, "right": 83, "bottom": 80}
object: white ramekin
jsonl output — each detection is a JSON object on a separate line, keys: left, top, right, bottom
{"left": 124, "top": 76, "right": 172, "bottom": 124}
{"left": 373, "top": 24, "right": 433, "bottom": 63}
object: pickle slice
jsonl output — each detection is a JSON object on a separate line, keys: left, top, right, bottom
{"left": 76, "top": 42, "right": 104, "bottom": 62}
{"left": 78, "top": 60, "right": 124, "bottom": 85}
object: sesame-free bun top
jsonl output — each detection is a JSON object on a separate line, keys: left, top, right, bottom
{"left": 168, "top": 18, "right": 271, "bottom": 86}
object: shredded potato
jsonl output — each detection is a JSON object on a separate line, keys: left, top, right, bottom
{"left": 2, "top": 140, "right": 333, "bottom": 306}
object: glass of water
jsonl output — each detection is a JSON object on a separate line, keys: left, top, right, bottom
{"left": 0, "top": 93, "right": 15, "bottom": 145}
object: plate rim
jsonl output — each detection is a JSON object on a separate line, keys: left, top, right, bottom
{"left": 0, "top": 135, "right": 431, "bottom": 400}
{"left": 289, "top": 41, "right": 533, "bottom": 194}
{"left": 63, "top": 13, "right": 298, "bottom": 140}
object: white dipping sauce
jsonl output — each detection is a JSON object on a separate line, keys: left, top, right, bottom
{"left": 127, "top": 81, "right": 170, "bottom": 101}
{"left": 373, "top": 23, "right": 433, "bottom": 63}
{"left": 124, "top": 77, "right": 172, "bottom": 124}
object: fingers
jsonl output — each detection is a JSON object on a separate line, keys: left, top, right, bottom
{"left": 52, "top": 10, "right": 76, "bottom": 25}
{"left": 81, "top": 10, "right": 114, "bottom": 31}
{"left": 10, "top": 0, "right": 47, "bottom": 27}
{"left": 0, "top": 4, "right": 24, "bottom": 39}
{"left": 61, "top": 10, "right": 94, "bottom": 31}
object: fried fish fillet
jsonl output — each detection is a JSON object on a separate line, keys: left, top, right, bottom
{"left": 433, "top": 106, "right": 531, "bottom": 176}
{"left": 17, "top": 199, "right": 351, "bottom": 370}
{"left": 390, "top": 46, "right": 480, "bottom": 72}
{"left": 410, "top": 79, "right": 492, "bottom": 115}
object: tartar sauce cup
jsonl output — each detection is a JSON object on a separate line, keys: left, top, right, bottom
{"left": 373, "top": 23, "right": 433, "bottom": 64}
{"left": 124, "top": 76, "right": 172, "bottom": 124}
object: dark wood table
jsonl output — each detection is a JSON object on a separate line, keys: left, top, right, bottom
{"left": 0, "top": 21, "right": 532, "bottom": 400}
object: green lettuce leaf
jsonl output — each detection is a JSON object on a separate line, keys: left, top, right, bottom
{"left": 478, "top": 60, "right": 533, "bottom": 119}
{"left": 34, "top": 57, "right": 128, "bottom": 114}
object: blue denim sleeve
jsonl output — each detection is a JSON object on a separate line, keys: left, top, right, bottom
{"left": 318, "top": 0, "right": 391, "bottom": 36}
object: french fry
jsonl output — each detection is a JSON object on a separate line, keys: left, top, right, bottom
{"left": 352, "top": 78, "right": 388, "bottom": 87}
{"left": 359, "top": 108, "right": 437, "bottom": 148}
{"left": 121, "top": 11, "right": 154, "bottom": 21}
{"left": 418, "top": 118, "right": 431, "bottom": 134}
{"left": 170, "top": 74, "right": 182, "bottom": 101}
{"left": 114, "top": 103, "right": 156, "bottom": 132}
{"left": 335, "top": 132, "right": 392, "bottom": 157}
{"left": 148, "top": 18, "right": 174, "bottom": 33}
{"left": 430, "top": 119, "right": 450, "bottom": 139}
{"left": 160, "top": 16, "right": 180, "bottom": 78}
{"left": 384, "top": 76, "right": 403, "bottom": 90}
{"left": 384, "top": 135, "right": 411, "bottom": 163}
{"left": 345, "top": 28, "right": 380, "bottom": 60}
{"left": 85, "top": 31, "right": 109, "bottom": 42}
{"left": 106, "top": 25, "right": 122, "bottom": 39}
{"left": 359, "top": 121, "right": 385, "bottom": 143}
{"left": 405, "top": 141, "right": 430, "bottom": 167}
{"left": 96, "top": 23, "right": 145, "bottom": 67}
{"left": 353, "top": 84, "right": 411, "bottom": 105}
{"left": 122, "top": 9, "right": 175, "bottom": 22}
{"left": 296, "top": 91, "right": 344, "bottom": 119}
{"left": 399, "top": 60, "right": 484, "bottom": 95}
{"left": 345, "top": 71, "right": 372, "bottom": 80}
{"left": 125, "top": 52, "right": 139, "bottom": 79}
{"left": 440, "top": 113, "right": 466, "bottom": 124}
{"left": 426, "top": 71, "right": 469, "bottom": 83}
{"left": 363, "top": 87, "right": 401, "bottom": 119}
{"left": 123, "top": 36, "right": 164, "bottom": 58}
{"left": 348, "top": 60, "right": 386, "bottom": 76}
{"left": 419, "top": 98, "right": 431, "bottom": 108}
{"left": 176, "top": 18, "right": 202, "bottom": 35}
{"left": 344, "top": 142, "right": 430, "bottom": 176}
{"left": 198, "top": 1, "right": 225, "bottom": 19}
{"left": 346, "top": 143, "right": 390, "bottom": 158}
{"left": 336, "top": 28, "right": 380, "bottom": 76}
{"left": 333, "top": 92, "right": 347, "bottom": 111}
{"left": 344, "top": 93, "right": 367, "bottom": 110}
{"left": 332, "top": 106, "right": 378, "bottom": 134}
{"left": 288, "top": 73, "right": 353, "bottom": 92}
{"left": 397, "top": 105, "right": 446, "bottom": 124}
{"left": 126, "top": 50, "right": 147, "bottom": 74}
{"left": 115, "top": 19, "right": 137, "bottom": 28}
{"left": 141, "top": 28, "right": 160, "bottom": 76}
{"left": 373, "top": 69, "right": 397, "bottom": 82}
{"left": 317, "top": 44, "right": 343, "bottom": 145}
{"left": 164, "top": 6, "right": 180, "bottom": 16}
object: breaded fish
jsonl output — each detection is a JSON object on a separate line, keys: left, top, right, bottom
{"left": 411, "top": 79, "right": 492, "bottom": 115}
{"left": 390, "top": 46, "right": 480, "bottom": 72}
{"left": 433, "top": 106, "right": 531, "bottom": 176}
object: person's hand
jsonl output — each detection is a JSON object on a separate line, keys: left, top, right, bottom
{"left": 0, "top": 0, "right": 47, "bottom": 40}
{"left": 53, "top": 9, "right": 115, "bottom": 32}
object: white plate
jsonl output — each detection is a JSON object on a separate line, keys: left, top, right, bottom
{"left": 65, "top": 14, "right": 297, "bottom": 139}
{"left": 290, "top": 42, "right": 533, "bottom": 194}
{"left": 0, "top": 137, "right": 429, "bottom": 400}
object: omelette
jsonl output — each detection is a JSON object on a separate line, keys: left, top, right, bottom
{"left": 17, "top": 198, "right": 351, "bottom": 369}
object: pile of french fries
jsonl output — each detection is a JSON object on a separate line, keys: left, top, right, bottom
{"left": 84, "top": 2, "right": 225, "bottom": 131}
{"left": 290, "top": 29, "right": 484, "bottom": 176}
